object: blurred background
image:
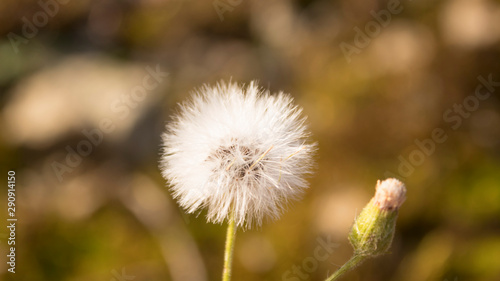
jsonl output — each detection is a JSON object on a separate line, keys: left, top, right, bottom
{"left": 1, "top": 0, "right": 500, "bottom": 280}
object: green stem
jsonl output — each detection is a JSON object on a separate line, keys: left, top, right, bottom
{"left": 222, "top": 210, "right": 237, "bottom": 281}
{"left": 325, "top": 255, "right": 367, "bottom": 281}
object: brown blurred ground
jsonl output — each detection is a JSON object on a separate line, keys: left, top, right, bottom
{"left": 1, "top": 0, "right": 500, "bottom": 281}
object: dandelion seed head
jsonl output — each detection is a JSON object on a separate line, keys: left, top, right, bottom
{"left": 160, "top": 81, "right": 315, "bottom": 228}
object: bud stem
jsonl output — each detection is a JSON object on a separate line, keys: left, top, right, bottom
{"left": 222, "top": 210, "right": 237, "bottom": 281}
{"left": 325, "top": 254, "right": 368, "bottom": 281}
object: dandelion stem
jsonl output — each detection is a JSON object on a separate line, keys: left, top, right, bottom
{"left": 222, "top": 210, "right": 237, "bottom": 281}
{"left": 325, "top": 254, "right": 367, "bottom": 281}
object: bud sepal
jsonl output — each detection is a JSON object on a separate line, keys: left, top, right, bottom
{"left": 349, "top": 198, "right": 399, "bottom": 257}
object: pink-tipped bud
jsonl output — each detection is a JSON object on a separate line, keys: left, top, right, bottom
{"left": 373, "top": 178, "right": 406, "bottom": 211}
{"left": 349, "top": 178, "right": 407, "bottom": 257}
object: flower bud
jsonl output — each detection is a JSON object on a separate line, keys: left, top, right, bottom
{"left": 348, "top": 178, "right": 406, "bottom": 257}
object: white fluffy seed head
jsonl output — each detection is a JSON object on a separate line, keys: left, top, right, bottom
{"left": 160, "top": 81, "right": 315, "bottom": 229}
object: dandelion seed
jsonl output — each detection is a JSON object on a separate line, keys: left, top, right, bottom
{"left": 160, "top": 81, "right": 315, "bottom": 228}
